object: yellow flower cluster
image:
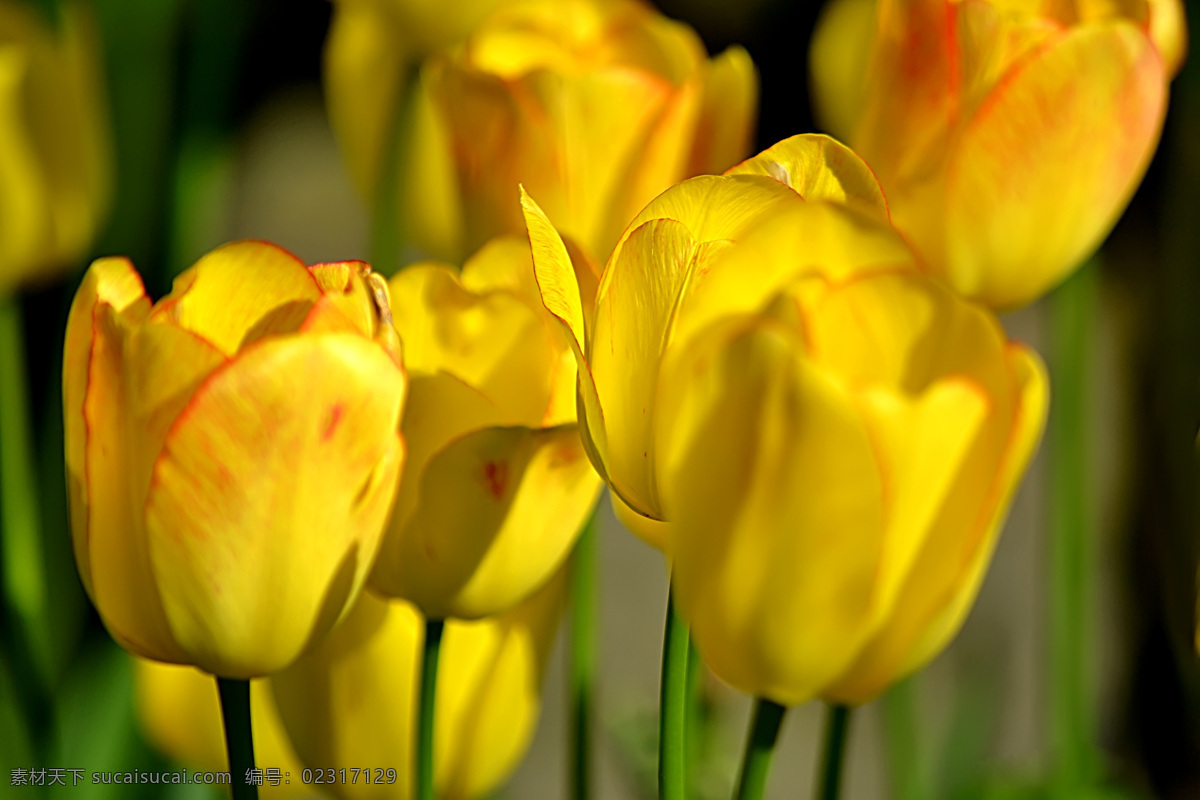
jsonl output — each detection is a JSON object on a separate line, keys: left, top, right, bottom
{"left": 34, "top": 0, "right": 1182, "bottom": 792}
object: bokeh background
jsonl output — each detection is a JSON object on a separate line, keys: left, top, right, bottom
{"left": 2, "top": 0, "right": 1199, "bottom": 797}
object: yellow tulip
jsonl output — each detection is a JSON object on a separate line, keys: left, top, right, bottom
{"left": 369, "top": 236, "right": 601, "bottom": 619}
{"left": 325, "top": 0, "right": 758, "bottom": 265}
{"left": 272, "top": 567, "right": 566, "bottom": 800}
{"left": 523, "top": 134, "right": 1048, "bottom": 705}
{"left": 0, "top": 0, "right": 111, "bottom": 295}
{"left": 135, "top": 659, "right": 309, "bottom": 797}
{"left": 810, "top": 0, "right": 1185, "bottom": 308}
{"left": 63, "top": 241, "right": 407, "bottom": 678}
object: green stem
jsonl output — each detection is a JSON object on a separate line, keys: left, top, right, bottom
{"left": 417, "top": 617, "right": 444, "bottom": 800}
{"left": 734, "top": 698, "right": 786, "bottom": 800}
{"left": 371, "top": 64, "right": 421, "bottom": 275}
{"left": 0, "top": 295, "right": 51, "bottom": 753}
{"left": 569, "top": 504, "right": 599, "bottom": 800}
{"left": 882, "top": 677, "right": 926, "bottom": 800}
{"left": 1049, "top": 259, "right": 1097, "bottom": 794}
{"left": 684, "top": 636, "right": 704, "bottom": 790}
{"left": 817, "top": 705, "right": 853, "bottom": 800}
{"left": 659, "top": 587, "right": 689, "bottom": 800}
{"left": 217, "top": 678, "right": 257, "bottom": 800}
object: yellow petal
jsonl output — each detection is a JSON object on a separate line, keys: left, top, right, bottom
{"left": 660, "top": 317, "right": 885, "bottom": 706}
{"left": 0, "top": 43, "right": 49, "bottom": 292}
{"left": 387, "top": 424, "right": 601, "bottom": 619}
{"left": 387, "top": 262, "right": 555, "bottom": 425}
{"left": 62, "top": 257, "right": 186, "bottom": 662}
{"left": 521, "top": 188, "right": 612, "bottom": 481}
{"left": 825, "top": 344, "right": 1048, "bottom": 702}
{"left": 372, "top": 370, "right": 511, "bottom": 596}
{"left": 151, "top": 240, "right": 322, "bottom": 356}
{"left": 799, "top": 271, "right": 1010, "bottom": 396}
{"left": 853, "top": 0, "right": 961, "bottom": 185}
{"left": 24, "top": 1, "right": 113, "bottom": 270}
{"left": 135, "top": 659, "right": 304, "bottom": 796}
{"left": 809, "top": 0, "right": 879, "bottom": 142}
{"left": 1147, "top": 0, "right": 1186, "bottom": 78}
{"left": 271, "top": 568, "right": 565, "bottom": 799}
{"left": 943, "top": 21, "right": 1166, "bottom": 307}
{"left": 670, "top": 200, "right": 916, "bottom": 352}
{"left": 611, "top": 490, "right": 670, "bottom": 551}
{"left": 307, "top": 261, "right": 377, "bottom": 337}
{"left": 725, "top": 133, "right": 890, "bottom": 222}
{"left": 688, "top": 45, "right": 758, "bottom": 176}
{"left": 323, "top": 0, "right": 406, "bottom": 203}
{"left": 145, "top": 334, "right": 405, "bottom": 677}
{"left": 852, "top": 378, "right": 990, "bottom": 632}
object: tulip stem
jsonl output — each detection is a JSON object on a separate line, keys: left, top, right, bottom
{"left": 417, "top": 617, "right": 444, "bottom": 800}
{"left": 569, "top": 504, "right": 599, "bottom": 800}
{"left": 659, "top": 587, "right": 689, "bottom": 800}
{"left": 217, "top": 678, "right": 258, "bottom": 800}
{"left": 0, "top": 295, "right": 52, "bottom": 753}
{"left": 733, "top": 697, "right": 787, "bottom": 800}
{"left": 817, "top": 704, "right": 853, "bottom": 800}
{"left": 1049, "top": 258, "right": 1098, "bottom": 793}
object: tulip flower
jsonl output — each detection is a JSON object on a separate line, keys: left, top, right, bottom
{"left": 523, "top": 134, "right": 1048, "bottom": 705}
{"left": 369, "top": 236, "right": 601, "bottom": 620}
{"left": 809, "top": 0, "right": 1186, "bottom": 309}
{"left": 325, "top": 0, "right": 758, "bottom": 265}
{"left": 136, "top": 659, "right": 306, "bottom": 797}
{"left": 0, "top": 0, "right": 111, "bottom": 296}
{"left": 272, "top": 567, "right": 567, "bottom": 800}
{"left": 63, "top": 241, "right": 407, "bottom": 678}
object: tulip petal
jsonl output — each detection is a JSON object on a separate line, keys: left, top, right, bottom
{"left": 611, "top": 491, "right": 670, "bottom": 551}
{"left": 63, "top": 257, "right": 189, "bottom": 661}
{"left": 323, "top": 0, "right": 406, "bottom": 203}
{"left": 145, "top": 334, "right": 405, "bottom": 677}
{"left": 800, "top": 272, "right": 1010, "bottom": 396}
{"left": 388, "top": 263, "right": 555, "bottom": 426}
{"left": 661, "top": 318, "right": 886, "bottom": 706}
{"left": 151, "top": 241, "right": 322, "bottom": 356}
{"left": 389, "top": 425, "right": 601, "bottom": 619}
{"left": 372, "top": 370, "right": 512, "bottom": 597}
{"left": 809, "top": 0, "right": 879, "bottom": 142}
{"left": 1147, "top": 0, "right": 1186, "bottom": 77}
{"left": 944, "top": 21, "right": 1165, "bottom": 307}
{"left": 725, "top": 133, "right": 890, "bottom": 222}
{"left": 306, "top": 261, "right": 377, "bottom": 337}
{"left": 688, "top": 45, "right": 758, "bottom": 176}
{"left": 825, "top": 344, "right": 1048, "bottom": 702}
{"left": 135, "top": 660, "right": 303, "bottom": 787}
{"left": 0, "top": 44, "right": 48, "bottom": 292}
{"left": 854, "top": 378, "right": 990, "bottom": 626}
{"left": 521, "top": 188, "right": 611, "bottom": 481}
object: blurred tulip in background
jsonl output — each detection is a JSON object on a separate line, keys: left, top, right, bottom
{"left": 810, "top": 0, "right": 1187, "bottom": 308}
{"left": 326, "top": 0, "right": 758, "bottom": 266}
{"left": 272, "top": 568, "right": 567, "bottom": 800}
{"left": 136, "top": 659, "right": 307, "bottom": 797}
{"left": 62, "top": 241, "right": 407, "bottom": 677}
{"left": 0, "top": 0, "right": 111, "bottom": 296}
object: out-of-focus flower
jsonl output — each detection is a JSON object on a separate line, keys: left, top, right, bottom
{"left": 369, "top": 236, "right": 600, "bottom": 620}
{"left": 325, "top": 0, "right": 758, "bottom": 265}
{"left": 810, "top": 0, "right": 1186, "bottom": 308}
{"left": 135, "top": 659, "right": 307, "bottom": 797}
{"left": 63, "top": 241, "right": 406, "bottom": 678}
{"left": 0, "top": 0, "right": 111, "bottom": 296}
{"left": 524, "top": 134, "right": 1048, "bottom": 705}
{"left": 272, "top": 566, "right": 567, "bottom": 800}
